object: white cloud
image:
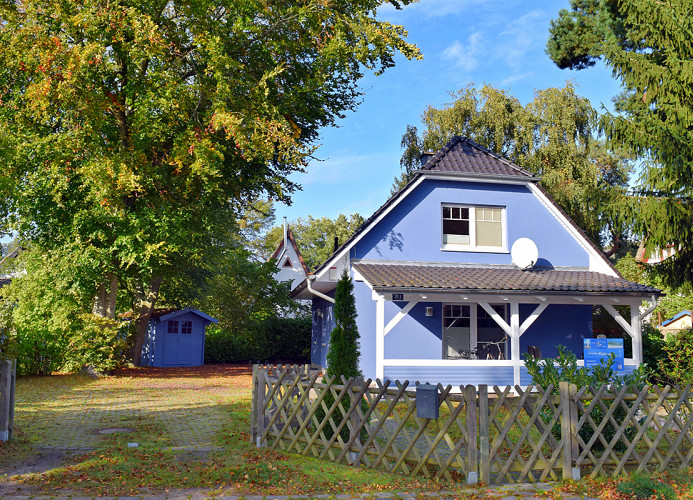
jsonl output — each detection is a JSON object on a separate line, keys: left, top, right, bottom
{"left": 379, "top": 0, "right": 490, "bottom": 21}
{"left": 498, "top": 10, "right": 549, "bottom": 69}
{"left": 441, "top": 32, "right": 483, "bottom": 71}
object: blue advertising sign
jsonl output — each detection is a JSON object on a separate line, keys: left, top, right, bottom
{"left": 584, "top": 338, "right": 624, "bottom": 370}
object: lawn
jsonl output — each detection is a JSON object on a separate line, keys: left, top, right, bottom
{"left": 3, "top": 364, "right": 693, "bottom": 499}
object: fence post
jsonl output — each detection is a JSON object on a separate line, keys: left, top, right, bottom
{"left": 348, "top": 377, "right": 364, "bottom": 465}
{"left": 8, "top": 359, "right": 15, "bottom": 441}
{"left": 250, "top": 364, "right": 258, "bottom": 444}
{"left": 0, "top": 360, "right": 13, "bottom": 442}
{"left": 560, "top": 381, "right": 579, "bottom": 480}
{"left": 464, "top": 385, "right": 478, "bottom": 484}
{"left": 478, "top": 384, "right": 490, "bottom": 484}
{"left": 569, "top": 383, "right": 579, "bottom": 480}
{"left": 256, "top": 369, "right": 267, "bottom": 448}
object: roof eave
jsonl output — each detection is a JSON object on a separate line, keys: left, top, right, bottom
{"left": 416, "top": 170, "right": 541, "bottom": 183}
{"left": 371, "top": 286, "right": 662, "bottom": 298}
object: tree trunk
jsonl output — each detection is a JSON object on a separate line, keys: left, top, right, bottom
{"left": 130, "top": 276, "right": 163, "bottom": 366}
{"left": 93, "top": 272, "right": 118, "bottom": 319}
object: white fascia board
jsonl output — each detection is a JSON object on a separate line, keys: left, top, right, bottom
{"left": 527, "top": 183, "right": 617, "bottom": 277}
{"left": 422, "top": 172, "right": 534, "bottom": 186}
{"left": 313, "top": 175, "right": 426, "bottom": 280}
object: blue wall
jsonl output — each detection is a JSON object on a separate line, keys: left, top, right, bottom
{"left": 385, "top": 366, "right": 514, "bottom": 387}
{"left": 520, "top": 304, "right": 593, "bottom": 359}
{"left": 352, "top": 179, "right": 588, "bottom": 268}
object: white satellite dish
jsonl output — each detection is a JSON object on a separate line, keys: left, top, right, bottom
{"left": 511, "top": 238, "right": 539, "bottom": 270}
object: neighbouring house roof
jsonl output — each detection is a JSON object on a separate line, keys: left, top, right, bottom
{"left": 352, "top": 262, "right": 661, "bottom": 297}
{"left": 659, "top": 310, "right": 692, "bottom": 328}
{"left": 421, "top": 136, "right": 537, "bottom": 179}
{"left": 270, "top": 227, "right": 310, "bottom": 275}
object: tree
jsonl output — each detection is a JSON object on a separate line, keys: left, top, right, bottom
{"left": 0, "top": 0, "right": 420, "bottom": 365}
{"left": 547, "top": 1, "right": 693, "bottom": 288}
{"left": 597, "top": 1, "right": 693, "bottom": 289}
{"left": 326, "top": 269, "right": 361, "bottom": 379}
{"left": 396, "top": 83, "right": 632, "bottom": 249}
{"left": 261, "top": 213, "right": 365, "bottom": 271}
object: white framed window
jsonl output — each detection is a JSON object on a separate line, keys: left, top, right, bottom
{"left": 442, "top": 303, "right": 508, "bottom": 359}
{"left": 441, "top": 204, "right": 506, "bottom": 252}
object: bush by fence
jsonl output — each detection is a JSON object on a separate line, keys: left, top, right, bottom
{"left": 205, "top": 317, "right": 310, "bottom": 364}
{"left": 251, "top": 365, "right": 693, "bottom": 485}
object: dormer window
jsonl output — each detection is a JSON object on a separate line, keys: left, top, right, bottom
{"left": 442, "top": 204, "right": 505, "bottom": 251}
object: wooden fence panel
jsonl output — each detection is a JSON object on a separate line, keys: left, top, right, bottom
{"left": 0, "top": 359, "right": 16, "bottom": 442}
{"left": 249, "top": 366, "right": 693, "bottom": 485}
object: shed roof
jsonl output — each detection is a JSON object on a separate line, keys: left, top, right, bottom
{"left": 659, "top": 310, "right": 692, "bottom": 327}
{"left": 352, "top": 262, "right": 660, "bottom": 296}
{"left": 159, "top": 307, "right": 218, "bottom": 324}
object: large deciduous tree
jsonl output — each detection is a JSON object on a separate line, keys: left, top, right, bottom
{"left": 396, "top": 83, "right": 632, "bottom": 250}
{"left": 0, "top": 0, "right": 420, "bottom": 365}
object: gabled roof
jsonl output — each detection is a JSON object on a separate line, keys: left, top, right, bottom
{"left": 159, "top": 307, "right": 218, "bottom": 324}
{"left": 352, "top": 262, "right": 660, "bottom": 297}
{"left": 421, "top": 137, "right": 537, "bottom": 179}
{"left": 270, "top": 227, "right": 310, "bottom": 275}
{"left": 291, "top": 136, "right": 619, "bottom": 296}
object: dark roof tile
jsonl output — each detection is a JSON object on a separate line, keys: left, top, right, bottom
{"left": 353, "top": 262, "right": 660, "bottom": 296}
{"left": 423, "top": 137, "right": 535, "bottom": 178}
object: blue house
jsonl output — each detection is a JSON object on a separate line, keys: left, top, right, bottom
{"left": 292, "top": 137, "right": 660, "bottom": 387}
{"left": 140, "top": 307, "right": 218, "bottom": 367}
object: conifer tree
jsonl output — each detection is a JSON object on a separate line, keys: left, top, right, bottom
{"left": 326, "top": 269, "right": 361, "bottom": 379}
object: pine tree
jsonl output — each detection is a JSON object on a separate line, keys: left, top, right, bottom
{"left": 326, "top": 269, "right": 361, "bottom": 379}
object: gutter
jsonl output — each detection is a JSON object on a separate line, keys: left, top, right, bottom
{"left": 306, "top": 275, "right": 335, "bottom": 304}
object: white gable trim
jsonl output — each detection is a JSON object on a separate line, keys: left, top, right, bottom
{"left": 527, "top": 183, "right": 617, "bottom": 277}
{"left": 313, "top": 175, "right": 426, "bottom": 280}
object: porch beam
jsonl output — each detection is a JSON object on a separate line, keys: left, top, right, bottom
{"left": 519, "top": 302, "right": 549, "bottom": 336}
{"left": 603, "top": 304, "right": 635, "bottom": 338}
{"left": 384, "top": 301, "right": 418, "bottom": 336}
{"left": 478, "top": 301, "right": 513, "bottom": 337}
{"left": 376, "top": 295, "right": 385, "bottom": 381}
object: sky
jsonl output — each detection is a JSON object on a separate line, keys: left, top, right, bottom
{"left": 276, "top": 0, "right": 624, "bottom": 225}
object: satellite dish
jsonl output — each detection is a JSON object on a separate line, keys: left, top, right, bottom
{"left": 511, "top": 238, "right": 539, "bottom": 270}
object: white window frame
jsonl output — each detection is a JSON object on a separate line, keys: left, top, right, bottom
{"left": 441, "top": 303, "right": 508, "bottom": 359}
{"left": 441, "top": 204, "right": 507, "bottom": 252}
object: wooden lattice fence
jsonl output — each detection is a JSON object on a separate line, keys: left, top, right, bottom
{"left": 250, "top": 365, "right": 693, "bottom": 484}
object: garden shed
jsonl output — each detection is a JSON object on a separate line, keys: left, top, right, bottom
{"left": 140, "top": 307, "right": 218, "bottom": 367}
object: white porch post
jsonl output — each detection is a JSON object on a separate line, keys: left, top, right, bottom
{"left": 631, "top": 305, "right": 643, "bottom": 365}
{"left": 376, "top": 294, "right": 385, "bottom": 381}
{"left": 510, "top": 302, "right": 521, "bottom": 386}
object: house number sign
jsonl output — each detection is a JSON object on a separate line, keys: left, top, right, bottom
{"left": 392, "top": 293, "right": 404, "bottom": 301}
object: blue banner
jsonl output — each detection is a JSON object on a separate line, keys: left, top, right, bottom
{"left": 584, "top": 338, "right": 624, "bottom": 370}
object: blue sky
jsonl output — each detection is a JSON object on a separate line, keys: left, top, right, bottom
{"left": 277, "top": 0, "right": 624, "bottom": 224}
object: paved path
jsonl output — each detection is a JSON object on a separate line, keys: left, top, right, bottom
{"left": 14, "top": 367, "right": 246, "bottom": 450}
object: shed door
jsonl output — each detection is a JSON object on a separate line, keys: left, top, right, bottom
{"left": 163, "top": 320, "right": 195, "bottom": 366}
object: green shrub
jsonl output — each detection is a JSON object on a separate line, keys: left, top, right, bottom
{"left": 616, "top": 473, "right": 676, "bottom": 500}
{"left": 660, "top": 327, "right": 693, "bottom": 386}
{"left": 203, "top": 316, "right": 311, "bottom": 364}
{"left": 525, "top": 345, "right": 647, "bottom": 450}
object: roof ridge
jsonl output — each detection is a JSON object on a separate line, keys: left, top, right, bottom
{"left": 458, "top": 137, "right": 535, "bottom": 177}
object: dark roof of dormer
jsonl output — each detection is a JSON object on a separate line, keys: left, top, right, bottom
{"left": 421, "top": 137, "right": 537, "bottom": 179}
